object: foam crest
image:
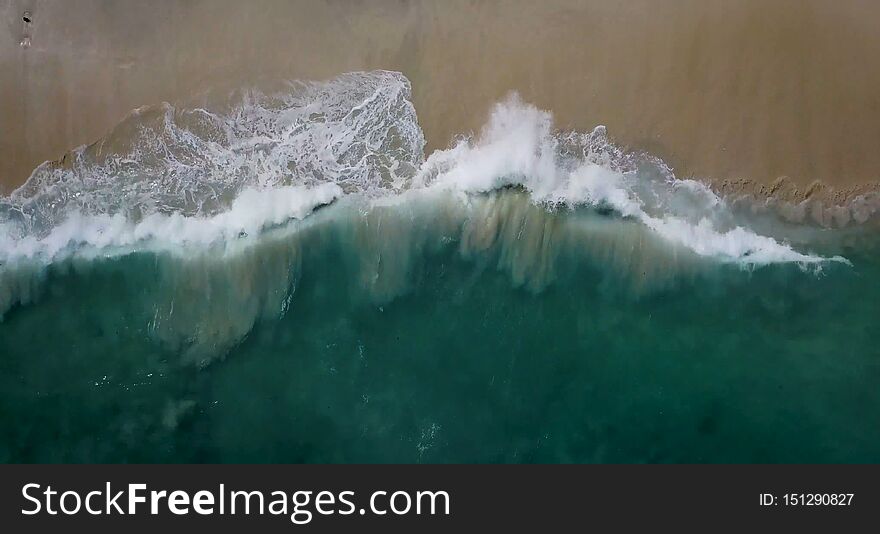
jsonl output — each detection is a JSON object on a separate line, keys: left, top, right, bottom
{"left": 0, "top": 183, "right": 341, "bottom": 261}
{"left": 420, "top": 96, "right": 848, "bottom": 266}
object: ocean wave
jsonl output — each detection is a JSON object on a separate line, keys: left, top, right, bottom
{"left": 0, "top": 71, "right": 852, "bottom": 269}
{"left": 0, "top": 71, "right": 848, "bottom": 330}
{"left": 1, "top": 71, "right": 854, "bottom": 357}
{"left": 418, "top": 95, "right": 849, "bottom": 266}
{"left": 0, "top": 184, "right": 341, "bottom": 261}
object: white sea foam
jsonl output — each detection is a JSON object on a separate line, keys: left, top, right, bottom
{"left": 0, "top": 71, "right": 421, "bottom": 237}
{"left": 419, "top": 95, "right": 848, "bottom": 266}
{"left": 0, "top": 183, "right": 341, "bottom": 261}
{"left": 0, "top": 72, "right": 848, "bottom": 268}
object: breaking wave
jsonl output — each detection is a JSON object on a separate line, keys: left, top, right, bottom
{"left": 0, "top": 71, "right": 858, "bottom": 361}
{"left": 0, "top": 71, "right": 847, "bottom": 266}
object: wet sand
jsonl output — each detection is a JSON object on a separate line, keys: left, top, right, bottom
{"left": 2, "top": 0, "right": 880, "bottom": 198}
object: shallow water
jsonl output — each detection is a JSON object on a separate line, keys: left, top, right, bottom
{"left": 1, "top": 72, "right": 878, "bottom": 463}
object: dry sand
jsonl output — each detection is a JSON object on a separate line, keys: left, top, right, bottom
{"left": 2, "top": 0, "right": 880, "bottom": 201}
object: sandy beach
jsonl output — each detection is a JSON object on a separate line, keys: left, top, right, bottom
{"left": 2, "top": 0, "right": 880, "bottom": 199}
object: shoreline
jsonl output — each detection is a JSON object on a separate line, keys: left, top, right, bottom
{"left": 6, "top": 94, "right": 880, "bottom": 230}
{"left": 708, "top": 177, "right": 880, "bottom": 228}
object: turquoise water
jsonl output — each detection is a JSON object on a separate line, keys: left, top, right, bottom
{"left": 1, "top": 191, "right": 879, "bottom": 463}
{"left": 1, "top": 72, "right": 879, "bottom": 463}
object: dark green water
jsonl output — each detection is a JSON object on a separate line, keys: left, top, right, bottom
{"left": 1, "top": 192, "right": 878, "bottom": 463}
